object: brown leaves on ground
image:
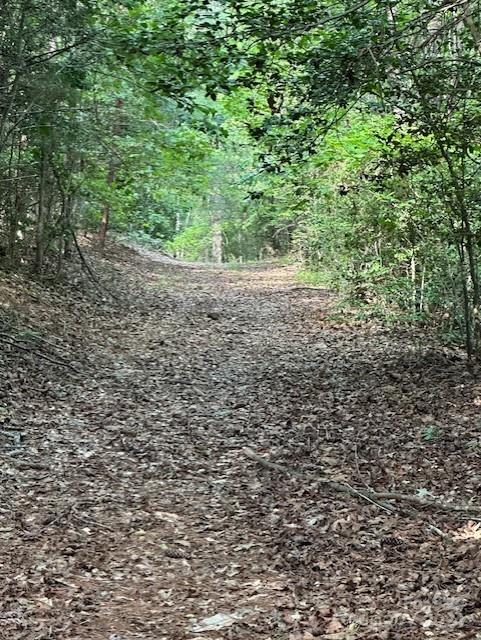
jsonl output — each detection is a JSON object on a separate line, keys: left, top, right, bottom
{"left": 1, "top": 243, "right": 481, "bottom": 639}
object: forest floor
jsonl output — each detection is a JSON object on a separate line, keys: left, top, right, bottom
{"left": 2, "top": 243, "right": 481, "bottom": 640}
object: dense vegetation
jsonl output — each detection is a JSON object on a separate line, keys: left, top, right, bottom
{"left": 2, "top": 0, "right": 481, "bottom": 354}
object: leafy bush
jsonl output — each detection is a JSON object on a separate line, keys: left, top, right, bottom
{"left": 166, "top": 223, "right": 212, "bottom": 261}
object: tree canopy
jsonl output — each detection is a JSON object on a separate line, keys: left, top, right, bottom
{"left": 1, "top": 0, "right": 481, "bottom": 353}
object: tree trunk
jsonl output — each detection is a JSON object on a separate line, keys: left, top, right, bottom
{"left": 410, "top": 252, "right": 416, "bottom": 313}
{"left": 98, "top": 98, "right": 124, "bottom": 250}
{"left": 212, "top": 214, "right": 223, "bottom": 265}
{"left": 98, "top": 163, "right": 116, "bottom": 250}
{"left": 63, "top": 195, "right": 74, "bottom": 259}
{"left": 210, "top": 191, "right": 223, "bottom": 264}
{"left": 35, "top": 146, "right": 48, "bottom": 275}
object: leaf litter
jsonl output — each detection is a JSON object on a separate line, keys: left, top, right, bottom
{"left": 0, "top": 242, "right": 481, "bottom": 638}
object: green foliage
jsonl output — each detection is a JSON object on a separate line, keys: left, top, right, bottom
{"left": 4, "top": 0, "right": 481, "bottom": 359}
{"left": 167, "top": 0, "right": 481, "bottom": 356}
{"left": 166, "top": 223, "right": 212, "bottom": 260}
{"left": 297, "top": 269, "right": 331, "bottom": 288}
{"left": 422, "top": 425, "right": 442, "bottom": 443}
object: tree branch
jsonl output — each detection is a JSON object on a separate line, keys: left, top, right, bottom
{"left": 243, "top": 447, "right": 481, "bottom": 516}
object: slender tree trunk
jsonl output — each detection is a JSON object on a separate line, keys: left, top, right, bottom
{"left": 410, "top": 252, "right": 416, "bottom": 313}
{"left": 63, "top": 195, "right": 74, "bottom": 259}
{"left": 0, "top": 6, "right": 26, "bottom": 151}
{"left": 420, "top": 264, "right": 426, "bottom": 314}
{"left": 35, "top": 146, "right": 48, "bottom": 274}
{"left": 6, "top": 135, "right": 19, "bottom": 266}
{"left": 98, "top": 163, "right": 116, "bottom": 250}
{"left": 449, "top": 215, "right": 474, "bottom": 360}
{"left": 98, "top": 98, "right": 124, "bottom": 250}
{"left": 212, "top": 214, "right": 223, "bottom": 264}
{"left": 210, "top": 191, "right": 223, "bottom": 264}
{"left": 434, "top": 137, "right": 481, "bottom": 356}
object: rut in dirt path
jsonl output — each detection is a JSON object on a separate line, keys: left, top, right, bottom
{"left": 3, "top": 247, "right": 481, "bottom": 640}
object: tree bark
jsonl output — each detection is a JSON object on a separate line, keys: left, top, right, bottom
{"left": 210, "top": 191, "right": 223, "bottom": 264}
{"left": 98, "top": 98, "right": 124, "bottom": 250}
{"left": 212, "top": 215, "right": 223, "bottom": 264}
{"left": 98, "top": 163, "right": 116, "bottom": 250}
{"left": 35, "top": 145, "right": 48, "bottom": 275}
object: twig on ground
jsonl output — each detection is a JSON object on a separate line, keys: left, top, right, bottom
{"left": 72, "top": 509, "right": 115, "bottom": 532}
{"left": 344, "top": 481, "right": 397, "bottom": 514}
{"left": 427, "top": 522, "right": 453, "bottom": 540}
{"left": 266, "top": 286, "right": 329, "bottom": 295}
{"left": 243, "top": 447, "right": 481, "bottom": 517}
{"left": 0, "top": 333, "right": 80, "bottom": 372}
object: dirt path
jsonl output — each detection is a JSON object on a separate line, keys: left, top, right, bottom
{"left": 2, "top": 246, "right": 481, "bottom": 639}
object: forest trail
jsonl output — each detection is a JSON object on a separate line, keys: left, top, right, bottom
{"left": 2, "top": 245, "right": 481, "bottom": 640}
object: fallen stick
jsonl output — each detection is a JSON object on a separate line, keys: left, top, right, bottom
{"left": 243, "top": 447, "right": 481, "bottom": 516}
{"left": 0, "top": 334, "right": 79, "bottom": 372}
{"left": 265, "top": 286, "right": 329, "bottom": 296}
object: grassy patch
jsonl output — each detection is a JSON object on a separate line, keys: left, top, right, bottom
{"left": 297, "top": 268, "right": 332, "bottom": 287}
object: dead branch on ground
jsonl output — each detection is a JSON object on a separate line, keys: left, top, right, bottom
{"left": 0, "top": 333, "right": 79, "bottom": 372}
{"left": 243, "top": 447, "right": 481, "bottom": 517}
